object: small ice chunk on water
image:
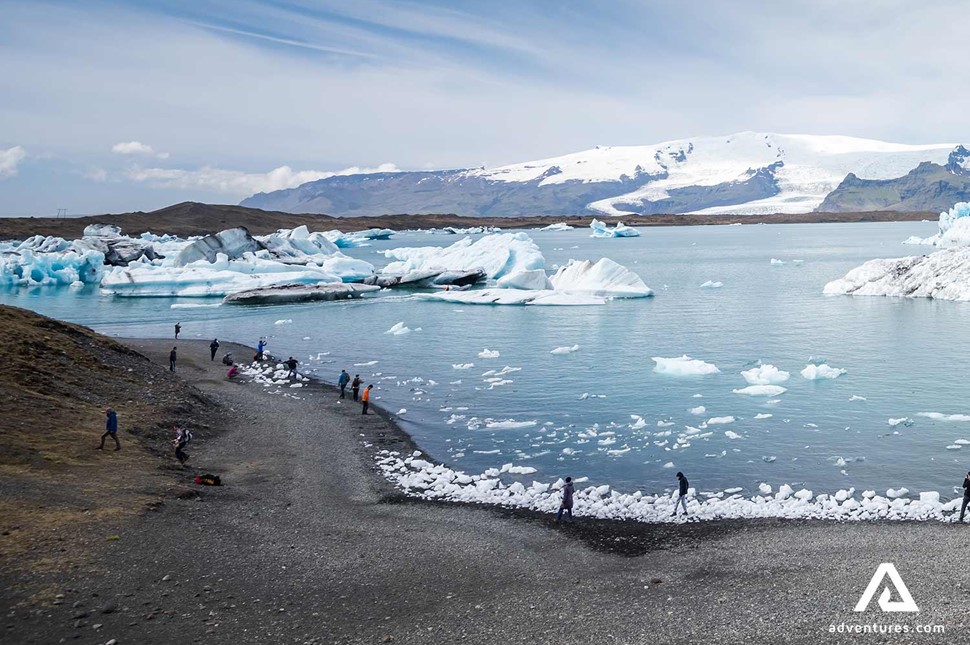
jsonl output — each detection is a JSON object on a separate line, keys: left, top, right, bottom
{"left": 758, "top": 483, "right": 772, "bottom": 495}
{"left": 700, "top": 280, "right": 723, "bottom": 289}
{"left": 707, "top": 416, "right": 735, "bottom": 425}
{"left": 550, "top": 344, "right": 580, "bottom": 355}
{"left": 478, "top": 349, "right": 500, "bottom": 359}
{"left": 652, "top": 355, "right": 719, "bottom": 376}
{"left": 754, "top": 413, "right": 773, "bottom": 420}
{"left": 724, "top": 430, "right": 742, "bottom": 439}
{"left": 274, "top": 319, "right": 292, "bottom": 325}
{"left": 849, "top": 395, "right": 867, "bottom": 401}
{"left": 741, "top": 364, "right": 790, "bottom": 385}
{"left": 689, "top": 406, "right": 706, "bottom": 415}
{"left": 888, "top": 417, "right": 914, "bottom": 427}
{"left": 485, "top": 420, "right": 537, "bottom": 429}
{"left": 917, "top": 412, "right": 970, "bottom": 421}
{"left": 733, "top": 385, "right": 787, "bottom": 396}
{"left": 801, "top": 364, "right": 846, "bottom": 380}
{"left": 886, "top": 487, "right": 909, "bottom": 499}
{"left": 452, "top": 363, "right": 474, "bottom": 369}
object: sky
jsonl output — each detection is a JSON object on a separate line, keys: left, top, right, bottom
{"left": 1, "top": 0, "right": 968, "bottom": 216}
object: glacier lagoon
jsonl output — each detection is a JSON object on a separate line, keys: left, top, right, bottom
{"left": 4, "top": 220, "right": 969, "bottom": 503}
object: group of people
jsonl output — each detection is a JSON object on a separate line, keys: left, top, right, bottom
{"left": 337, "top": 368, "right": 372, "bottom": 413}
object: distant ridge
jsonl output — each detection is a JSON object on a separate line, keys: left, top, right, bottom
{"left": 241, "top": 132, "right": 965, "bottom": 217}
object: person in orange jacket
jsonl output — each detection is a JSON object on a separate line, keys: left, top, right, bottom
{"left": 361, "top": 384, "right": 373, "bottom": 415}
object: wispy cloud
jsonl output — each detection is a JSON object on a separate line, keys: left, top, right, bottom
{"left": 112, "top": 141, "right": 169, "bottom": 159}
{"left": 125, "top": 163, "right": 398, "bottom": 196}
{"left": 0, "top": 146, "right": 26, "bottom": 178}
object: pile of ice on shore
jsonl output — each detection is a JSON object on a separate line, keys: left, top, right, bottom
{"left": 825, "top": 202, "right": 970, "bottom": 301}
{"left": 375, "top": 449, "right": 965, "bottom": 523}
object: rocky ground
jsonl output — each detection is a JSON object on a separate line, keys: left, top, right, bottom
{"left": 2, "top": 332, "right": 968, "bottom": 644}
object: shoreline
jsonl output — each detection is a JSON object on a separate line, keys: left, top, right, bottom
{"left": 4, "top": 334, "right": 969, "bottom": 642}
{"left": 0, "top": 201, "right": 937, "bottom": 240}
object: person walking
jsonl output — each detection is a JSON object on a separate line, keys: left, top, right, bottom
{"left": 98, "top": 407, "right": 121, "bottom": 451}
{"left": 557, "top": 476, "right": 575, "bottom": 522}
{"left": 338, "top": 369, "right": 350, "bottom": 399}
{"left": 209, "top": 338, "right": 220, "bottom": 361}
{"left": 169, "top": 346, "right": 177, "bottom": 372}
{"left": 173, "top": 426, "right": 192, "bottom": 464}
{"left": 285, "top": 356, "right": 299, "bottom": 379}
{"left": 361, "top": 384, "right": 373, "bottom": 415}
{"left": 960, "top": 471, "right": 970, "bottom": 522}
{"left": 351, "top": 374, "right": 362, "bottom": 402}
{"left": 672, "top": 471, "right": 689, "bottom": 517}
{"left": 174, "top": 322, "right": 181, "bottom": 339}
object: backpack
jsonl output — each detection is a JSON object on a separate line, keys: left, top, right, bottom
{"left": 194, "top": 474, "right": 221, "bottom": 486}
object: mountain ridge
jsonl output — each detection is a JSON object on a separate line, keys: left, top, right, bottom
{"left": 241, "top": 132, "right": 965, "bottom": 217}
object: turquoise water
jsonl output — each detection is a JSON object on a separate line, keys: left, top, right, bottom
{"left": 5, "top": 221, "right": 969, "bottom": 498}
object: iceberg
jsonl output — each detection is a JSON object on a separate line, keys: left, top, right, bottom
{"left": 175, "top": 227, "right": 259, "bottom": 265}
{"left": 539, "top": 222, "right": 573, "bottom": 231}
{"left": 733, "top": 385, "right": 787, "bottom": 396}
{"left": 740, "top": 364, "right": 790, "bottom": 385}
{"left": 223, "top": 282, "right": 379, "bottom": 305}
{"left": 652, "top": 355, "right": 720, "bottom": 376}
{"left": 383, "top": 233, "right": 544, "bottom": 280}
{"left": 255, "top": 225, "right": 341, "bottom": 260}
{"left": 800, "top": 364, "right": 846, "bottom": 380}
{"left": 549, "top": 258, "right": 653, "bottom": 298}
{"left": 101, "top": 253, "right": 344, "bottom": 297}
{"left": 824, "top": 248, "right": 970, "bottom": 301}
{"left": 0, "top": 245, "right": 104, "bottom": 285}
{"left": 589, "top": 219, "right": 640, "bottom": 238}
{"left": 419, "top": 288, "right": 605, "bottom": 306}
{"left": 496, "top": 269, "right": 552, "bottom": 291}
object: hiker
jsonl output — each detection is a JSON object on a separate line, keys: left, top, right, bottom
{"left": 175, "top": 322, "right": 181, "bottom": 339}
{"left": 351, "top": 374, "right": 362, "bottom": 401}
{"left": 361, "top": 384, "right": 373, "bottom": 415}
{"left": 221, "top": 352, "right": 233, "bottom": 366}
{"left": 285, "top": 356, "right": 299, "bottom": 379}
{"left": 338, "top": 369, "right": 350, "bottom": 399}
{"left": 98, "top": 407, "right": 120, "bottom": 451}
{"left": 173, "top": 426, "right": 192, "bottom": 464}
{"left": 960, "top": 471, "right": 970, "bottom": 522}
{"left": 672, "top": 471, "right": 689, "bottom": 517}
{"left": 256, "top": 339, "right": 266, "bottom": 360}
{"left": 209, "top": 338, "right": 220, "bottom": 361}
{"left": 226, "top": 364, "right": 239, "bottom": 379}
{"left": 557, "top": 476, "right": 574, "bottom": 522}
{"left": 169, "top": 346, "right": 177, "bottom": 372}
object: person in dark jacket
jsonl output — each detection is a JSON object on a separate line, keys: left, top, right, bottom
{"left": 960, "top": 472, "right": 970, "bottom": 522}
{"left": 672, "top": 471, "right": 689, "bottom": 517}
{"left": 351, "top": 375, "right": 362, "bottom": 401}
{"left": 174, "top": 322, "right": 181, "bottom": 339}
{"left": 169, "top": 346, "right": 177, "bottom": 371}
{"left": 557, "top": 476, "right": 575, "bottom": 522}
{"left": 361, "top": 384, "right": 373, "bottom": 415}
{"left": 209, "top": 339, "right": 220, "bottom": 361}
{"left": 338, "top": 369, "right": 350, "bottom": 398}
{"left": 98, "top": 407, "right": 120, "bottom": 451}
{"left": 285, "top": 357, "right": 298, "bottom": 379}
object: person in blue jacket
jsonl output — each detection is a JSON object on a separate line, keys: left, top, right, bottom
{"left": 338, "top": 369, "right": 350, "bottom": 398}
{"left": 98, "top": 407, "right": 120, "bottom": 451}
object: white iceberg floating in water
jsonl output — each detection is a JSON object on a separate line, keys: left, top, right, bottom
{"left": 385, "top": 321, "right": 420, "bottom": 335}
{"left": 589, "top": 219, "right": 640, "bottom": 238}
{"left": 539, "top": 222, "right": 573, "bottom": 231}
{"left": 383, "top": 232, "right": 544, "bottom": 280}
{"left": 420, "top": 289, "right": 605, "bottom": 306}
{"left": 652, "top": 355, "right": 720, "bottom": 376}
{"left": 800, "top": 363, "right": 846, "bottom": 380}
{"left": 741, "top": 364, "right": 790, "bottom": 385}
{"left": 478, "top": 349, "right": 500, "bottom": 359}
{"left": 917, "top": 412, "right": 970, "bottom": 422}
{"left": 548, "top": 258, "right": 653, "bottom": 298}
{"left": 733, "top": 385, "right": 787, "bottom": 396}
{"left": 700, "top": 280, "right": 723, "bottom": 289}
{"left": 550, "top": 344, "right": 580, "bottom": 355}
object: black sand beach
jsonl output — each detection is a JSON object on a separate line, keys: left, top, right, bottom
{"left": 2, "top": 336, "right": 967, "bottom": 644}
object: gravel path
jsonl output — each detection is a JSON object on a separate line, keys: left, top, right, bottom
{"left": 3, "top": 338, "right": 967, "bottom": 644}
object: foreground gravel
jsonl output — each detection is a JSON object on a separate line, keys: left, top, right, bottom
{"left": 3, "top": 338, "right": 968, "bottom": 644}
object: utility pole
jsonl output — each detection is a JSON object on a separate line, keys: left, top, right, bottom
{"left": 56, "top": 208, "right": 67, "bottom": 218}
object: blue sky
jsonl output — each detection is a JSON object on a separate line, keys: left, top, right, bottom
{"left": 1, "top": 0, "right": 967, "bottom": 215}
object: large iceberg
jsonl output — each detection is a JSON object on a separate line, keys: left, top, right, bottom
{"left": 823, "top": 248, "right": 970, "bottom": 301}
{"left": 549, "top": 258, "right": 653, "bottom": 298}
{"left": 589, "top": 219, "right": 641, "bottom": 238}
{"left": 101, "top": 253, "right": 345, "bottom": 297}
{"left": 0, "top": 244, "right": 104, "bottom": 285}
{"left": 899, "top": 202, "right": 970, "bottom": 247}
{"left": 175, "top": 227, "right": 259, "bottom": 265}
{"left": 383, "top": 233, "right": 544, "bottom": 280}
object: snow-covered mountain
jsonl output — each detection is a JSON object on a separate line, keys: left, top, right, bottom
{"left": 241, "top": 132, "right": 966, "bottom": 217}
